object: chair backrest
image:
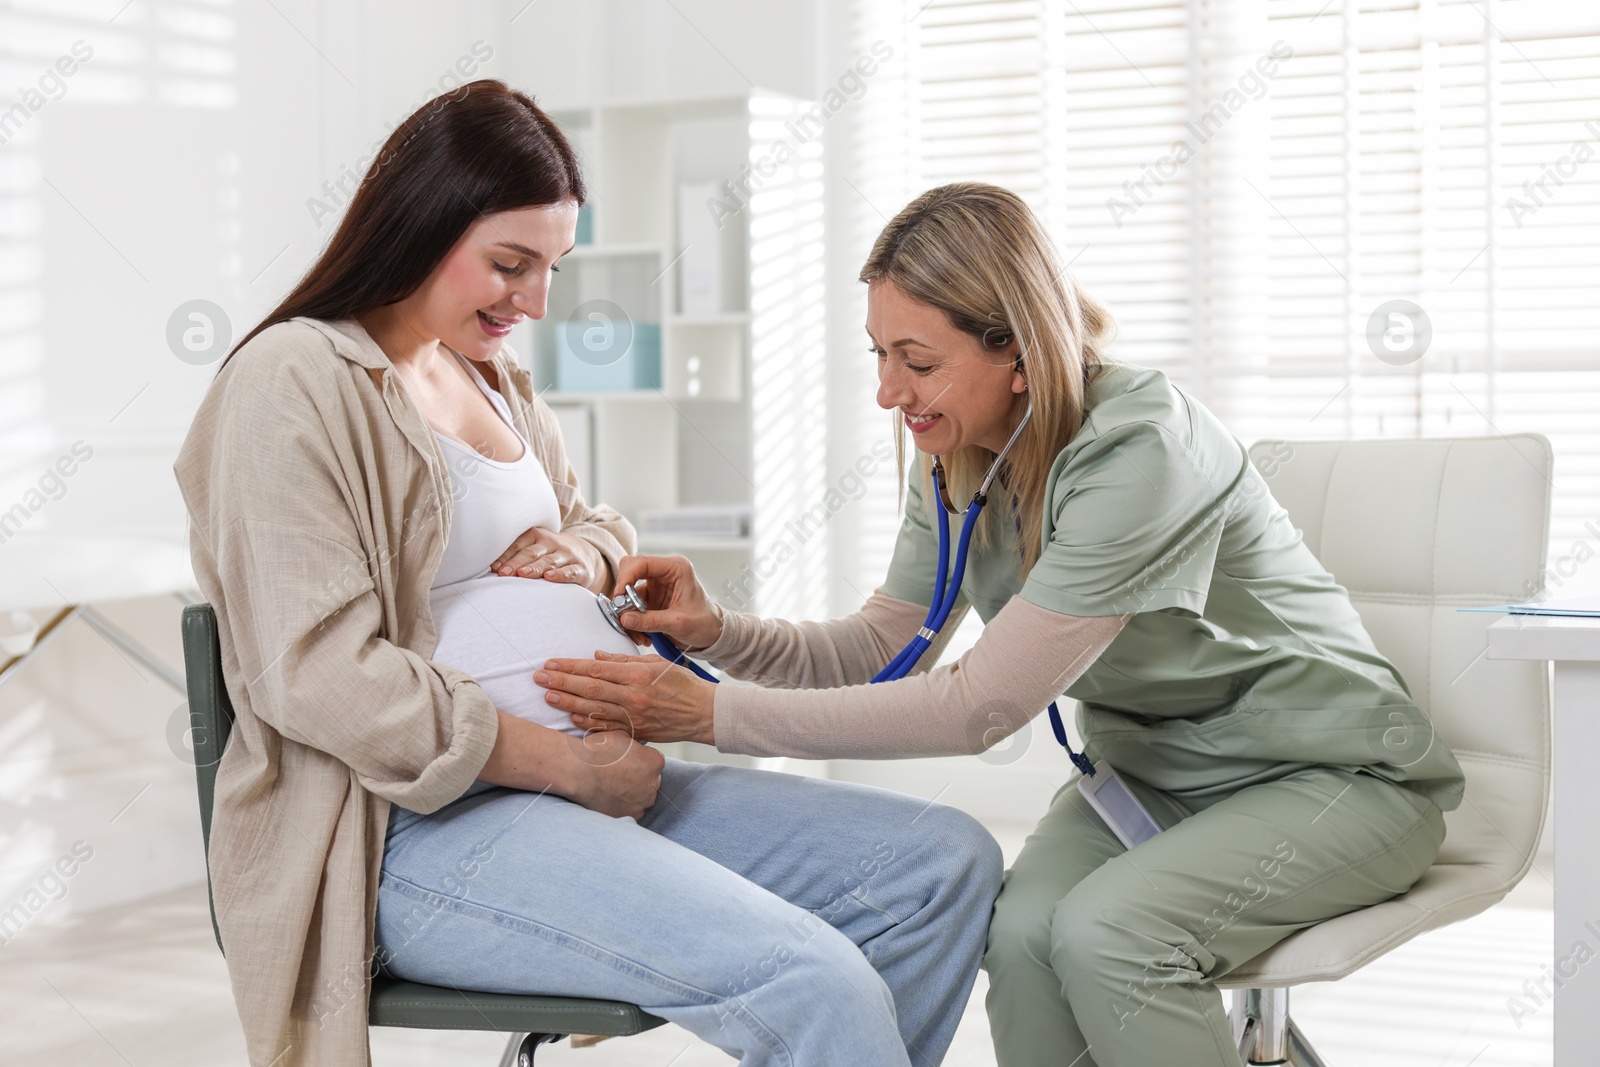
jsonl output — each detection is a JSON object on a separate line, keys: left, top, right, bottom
{"left": 1249, "top": 436, "right": 1552, "bottom": 930}
{"left": 180, "top": 602, "right": 233, "bottom": 954}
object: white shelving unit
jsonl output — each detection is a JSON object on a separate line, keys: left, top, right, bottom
{"left": 518, "top": 91, "right": 830, "bottom": 621}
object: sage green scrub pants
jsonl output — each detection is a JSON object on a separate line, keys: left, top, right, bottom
{"left": 983, "top": 766, "right": 1445, "bottom": 1067}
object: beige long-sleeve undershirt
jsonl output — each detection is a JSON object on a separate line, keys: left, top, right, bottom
{"left": 700, "top": 591, "right": 1128, "bottom": 760}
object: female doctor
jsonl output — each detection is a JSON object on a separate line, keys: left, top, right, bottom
{"left": 537, "top": 182, "right": 1467, "bottom": 1067}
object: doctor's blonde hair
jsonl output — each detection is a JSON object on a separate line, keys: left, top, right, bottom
{"left": 860, "top": 183, "right": 1115, "bottom": 575}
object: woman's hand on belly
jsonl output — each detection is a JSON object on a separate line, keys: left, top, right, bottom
{"left": 537, "top": 651, "right": 717, "bottom": 746}
{"left": 492, "top": 526, "right": 609, "bottom": 594}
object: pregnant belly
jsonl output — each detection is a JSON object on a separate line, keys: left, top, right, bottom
{"left": 430, "top": 575, "right": 638, "bottom": 736}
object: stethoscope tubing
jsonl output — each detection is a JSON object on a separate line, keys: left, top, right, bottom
{"left": 872, "top": 475, "right": 979, "bottom": 683}
{"left": 648, "top": 631, "right": 720, "bottom": 683}
{"left": 632, "top": 466, "right": 975, "bottom": 687}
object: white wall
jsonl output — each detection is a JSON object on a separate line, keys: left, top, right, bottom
{"left": 1, "top": 0, "right": 1062, "bottom": 928}
{"left": 2, "top": 0, "right": 828, "bottom": 551}
{"left": 2, "top": 0, "right": 514, "bottom": 554}
{"left": 0, "top": 0, "right": 851, "bottom": 922}
{"left": 0, "top": 0, "right": 528, "bottom": 925}
{"left": 510, "top": 0, "right": 822, "bottom": 108}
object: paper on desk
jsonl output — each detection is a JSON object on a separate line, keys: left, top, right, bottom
{"left": 1460, "top": 594, "right": 1600, "bottom": 617}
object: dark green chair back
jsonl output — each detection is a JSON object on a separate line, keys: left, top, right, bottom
{"left": 180, "top": 603, "right": 232, "bottom": 954}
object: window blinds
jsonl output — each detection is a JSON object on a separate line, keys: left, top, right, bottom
{"left": 841, "top": 0, "right": 1600, "bottom": 600}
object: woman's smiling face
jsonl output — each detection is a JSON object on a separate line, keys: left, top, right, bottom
{"left": 868, "top": 280, "right": 1026, "bottom": 456}
{"left": 410, "top": 200, "right": 579, "bottom": 361}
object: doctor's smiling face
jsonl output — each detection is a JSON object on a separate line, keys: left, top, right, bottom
{"left": 870, "top": 279, "right": 1027, "bottom": 457}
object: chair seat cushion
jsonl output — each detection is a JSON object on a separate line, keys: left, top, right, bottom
{"left": 368, "top": 976, "right": 667, "bottom": 1036}
{"left": 1219, "top": 754, "right": 1546, "bottom": 987}
{"left": 1217, "top": 860, "right": 1512, "bottom": 987}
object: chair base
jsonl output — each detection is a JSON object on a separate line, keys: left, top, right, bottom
{"left": 497, "top": 1031, "right": 560, "bottom": 1066}
{"left": 1231, "top": 988, "right": 1328, "bottom": 1067}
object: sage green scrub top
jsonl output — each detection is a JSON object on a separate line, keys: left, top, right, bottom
{"left": 881, "top": 362, "right": 1465, "bottom": 812}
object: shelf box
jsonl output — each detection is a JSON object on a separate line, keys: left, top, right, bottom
{"left": 532, "top": 248, "right": 664, "bottom": 392}
{"left": 556, "top": 321, "right": 662, "bottom": 392}
{"left": 636, "top": 534, "right": 753, "bottom": 553}
{"left": 639, "top": 504, "right": 751, "bottom": 539}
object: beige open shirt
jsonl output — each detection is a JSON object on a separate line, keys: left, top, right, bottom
{"left": 173, "top": 317, "right": 634, "bottom": 1067}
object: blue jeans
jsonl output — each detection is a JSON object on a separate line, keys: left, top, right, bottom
{"left": 375, "top": 758, "right": 1003, "bottom": 1066}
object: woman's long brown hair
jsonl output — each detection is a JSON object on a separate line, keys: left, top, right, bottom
{"left": 222, "top": 79, "right": 584, "bottom": 368}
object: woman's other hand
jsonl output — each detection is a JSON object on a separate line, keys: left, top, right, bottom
{"left": 492, "top": 527, "right": 609, "bottom": 594}
{"left": 478, "top": 711, "right": 661, "bottom": 820}
{"left": 612, "top": 555, "right": 722, "bottom": 651}
{"left": 538, "top": 651, "right": 717, "bottom": 746}
{"left": 562, "top": 729, "right": 664, "bottom": 821}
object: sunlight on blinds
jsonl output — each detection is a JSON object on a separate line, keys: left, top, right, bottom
{"left": 836, "top": 0, "right": 915, "bottom": 609}
{"left": 1258, "top": 0, "right": 1600, "bottom": 594}
{"left": 915, "top": 0, "right": 1046, "bottom": 200}
{"left": 1, "top": 0, "right": 238, "bottom": 554}
{"left": 749, "top": 94, "right": 830, "bottom": 619}
{"left": 840, "top": 0, "right": 1047, "bottom": 606}
{"left": 844, "top": 0, "right": 1600, "bottom": 599}
{"left": 1060, "top": 0, "right": 1200, "bottom": 379}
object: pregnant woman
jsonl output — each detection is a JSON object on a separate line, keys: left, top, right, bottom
{"left": 174, "top": 80, "right": 1000, "bottom": 1067}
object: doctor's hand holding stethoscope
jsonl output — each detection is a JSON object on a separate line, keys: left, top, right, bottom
{"left": 534, "top": 269, "right": 1044, "bottom": 748}
{"left": 534, "top": 551, "right": 724, "bottom": 744}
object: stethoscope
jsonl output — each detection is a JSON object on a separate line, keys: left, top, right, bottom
{"left": 596, "top": 400, "right": 1096, "bottom": 777}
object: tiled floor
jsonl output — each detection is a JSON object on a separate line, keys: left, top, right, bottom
{"left": 1, "top": 822, "right": 1554, "bottom": 1066}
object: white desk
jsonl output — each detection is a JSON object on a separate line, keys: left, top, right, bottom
{"left": 0, "top": 530, "right": 194, "bottom": 614}
{"left": 0, "top": 531, "right": 196, "bottom": 691}
{"left": 1488, "top": 612, "right": 1600, "bottom": 1066}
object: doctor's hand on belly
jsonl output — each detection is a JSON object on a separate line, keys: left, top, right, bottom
{"left": 490, "top": 526, "right": 610, "bottom": 595}
{"left": 538, "top": 651, "right": 718, "bottom": 746}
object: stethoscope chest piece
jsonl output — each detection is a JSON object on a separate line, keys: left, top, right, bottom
{"left": 596, "top": 583, "right": 647, "bottom": 636}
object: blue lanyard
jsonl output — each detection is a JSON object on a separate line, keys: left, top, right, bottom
{"left": 640, "top": 460, "right": 1094, "bottom": 777}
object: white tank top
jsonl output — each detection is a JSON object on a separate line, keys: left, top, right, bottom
{"left": 427, "top": 350, "right": 636, "bottom": 737}
{"left": 429, "top": 350, "right": 560, "bottom": 588}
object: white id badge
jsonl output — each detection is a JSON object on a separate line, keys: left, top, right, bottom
{"left": 1077, "top": 761, "right": 1163, "bottom": 849}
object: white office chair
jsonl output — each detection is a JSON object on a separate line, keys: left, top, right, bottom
{"left": 1220, "top": 435, "right": 1554, "bottom": 1065}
